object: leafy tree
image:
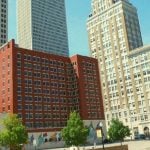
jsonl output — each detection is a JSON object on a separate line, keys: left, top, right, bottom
{"left": 0, "top": 114, "right": 28, "bottom": 150}
{"left": 61, "top": 111, "right": 89, "bottom": 147}
{"left": 108, "top": 119, "right": 130, "bottom": 146}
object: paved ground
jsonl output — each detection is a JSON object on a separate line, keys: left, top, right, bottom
{"left": 46, "top": 140, "right": 150, "bottom": 150}
{"left": 127, "top": 141, "right": 150, "bottom": 150}
{"left": 1, "top": 140, "right": 149, "bottom": 150}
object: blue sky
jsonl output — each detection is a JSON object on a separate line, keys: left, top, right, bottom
{"left": 8, "top": 0, "right": 150, "bottom": 56}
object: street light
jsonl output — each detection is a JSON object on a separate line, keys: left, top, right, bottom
{"left": 96, "top": 122, "right": 105, "bottom": 150}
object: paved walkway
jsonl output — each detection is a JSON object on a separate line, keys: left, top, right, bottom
{"left": 127, "top": 141, "right": 150, "bottom": 150}
{"left": 46, "top": 140, "right": 150, "bottom": 150}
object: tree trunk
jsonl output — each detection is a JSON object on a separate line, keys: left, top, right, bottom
{"left": 120, "top": 141, "right": 123, "bottom": 150}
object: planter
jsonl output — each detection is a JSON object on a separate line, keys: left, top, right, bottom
{"left": 69, "top": 146, "right": 79, "bottom": 150}
{"left": 69, "top": 147, "right": 86, "bottom": 150}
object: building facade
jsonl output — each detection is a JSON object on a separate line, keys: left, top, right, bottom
{"left": 17, "top": 0, "right": 69, "bottom": 56}
{"left": 87, "top": 0, "right": 149, "bottom": 137}
{"left": 0, "top": 0, "right": 8, "bottom": 46}
{"left": 0, "top": 40, "right": 105, "bottom": 134}
{"left": 128, "top": 46, "right": 150, "bottom": 136}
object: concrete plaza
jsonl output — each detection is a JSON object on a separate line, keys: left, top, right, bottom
{"left": 126, "top": 140, "right": 150, "bottom": 150}
{"left": 46, "top": 140, "right": 150, "bottom": 150}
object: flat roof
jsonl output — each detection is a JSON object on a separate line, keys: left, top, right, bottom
{"left": 128, "top": 45, "right": 150, "bottom": 57}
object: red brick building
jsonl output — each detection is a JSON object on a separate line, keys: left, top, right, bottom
{"left": 0, "top": 39, "right": 104, "bottom": 132}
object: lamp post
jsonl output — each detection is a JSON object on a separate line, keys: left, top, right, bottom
{"left": 96, "top": 122, "right": 104, "bottom": 150}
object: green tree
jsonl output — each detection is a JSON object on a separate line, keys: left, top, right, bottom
{"left": 61, "top": 111, "right": 89, "bottom": 147}
{"left": 0, "top": 114, "right": 28, "bottom": 150}
{"left": 108, "top": 119, "right": 130, "bottom": 146}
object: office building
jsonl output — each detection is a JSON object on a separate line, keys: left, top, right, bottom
{"left": 17, "top": 0, "right": 69, "bottom": 56}
{"left": 0, "top": 0, "right": 8, "bottom": 46}
{"left": 0, "top": 40, "right": 105, "bottom": 136}
{"left": 128, "top": 46, "right": 150, "bottom": 136}
{"left": 87, "top": 0, "right": 149, "bottom": 136}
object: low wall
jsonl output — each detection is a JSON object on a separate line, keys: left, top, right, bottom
{"left": 89, "top": 145, "right": 128, "bottom": 150}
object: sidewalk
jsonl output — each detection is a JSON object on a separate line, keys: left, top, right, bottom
{"left": 45, "top": 140, "right": 150, "bottom": 150}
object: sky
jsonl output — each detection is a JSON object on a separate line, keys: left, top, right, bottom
{"left": 8, "top": 0, "right": 150, "bottom": 56}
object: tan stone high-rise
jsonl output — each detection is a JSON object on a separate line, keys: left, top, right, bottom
{"left": 128, "top": 46, "right": 150, "bottom": 137}
{"left": 87, "top": 0, "right": 150, "bottom": 137}
{"left": 0, "top": 0, "right": 8, "bottom": 46}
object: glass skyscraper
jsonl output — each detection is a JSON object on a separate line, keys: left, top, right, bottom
{"left": 17, "top": 0, "right": 69, "bottom": 56}
{"left": 0, "top": 0, "right": 8, "bottom": 46}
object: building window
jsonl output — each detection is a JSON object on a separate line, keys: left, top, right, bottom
{"left": 8, "top": 105, "right": 10, "bottom": 110}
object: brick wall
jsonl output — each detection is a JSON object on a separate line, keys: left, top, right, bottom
{"left": 0, "top": 40, "right": 105, "bottom": 133}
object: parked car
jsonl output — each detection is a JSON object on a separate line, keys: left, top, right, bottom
{"left": 134, "top": 134, "right": 145, "bottom": 140}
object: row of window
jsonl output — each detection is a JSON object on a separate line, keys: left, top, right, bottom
{"left": 17, "top": 104, "right": 69, "bottom": 112}
{"left": 2, "top": 105, "right": 10, "bottom": 112}
{"left": 18, "top": 54, "right": 65, "bottom": 66}
{"left": 17, "top": 87, "right": 68, "bottom": 96}
{"left": 17, "top": 95, "right": 79, "bottom": 103}
{"left": 25, "top": 121, "right": 67, "bottom": 129}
